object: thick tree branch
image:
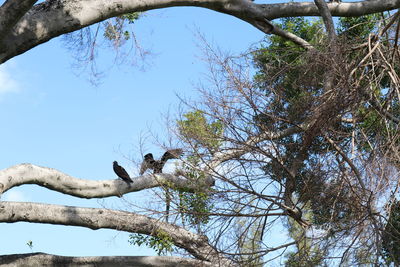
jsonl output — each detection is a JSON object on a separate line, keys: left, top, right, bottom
{"left": 313, "top": 0, "right": 338, "bottom": 118}
{"left": 0, "top": 201, "right": 233, "bottom": 265}
{"left": 1, "top": 0, "right": 399, "bottom": 63}
{"left": 0, "top": 0, "right": 38, "bottom": 40}
{"left": 314, "top": 0, "right": 337, "bottom": 43}
{"left": 0, "top": 164, "right": 214, "bottom": 198}
{"left": 261, "top": 0, "right": 400, "bottom": 20}
{"left": 0, "top": 253, "right": 212, "bottom": 267}
{"left": 271, "top": 26, "right": 315, "bottom": 50}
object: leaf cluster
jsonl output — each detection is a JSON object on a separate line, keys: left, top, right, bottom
{"left": 129, "top": 230, "right": 174, "bottom": 256}
{"left": 103, "top": 13, "right": 141, "bottom": 43}
{"left": 382, "top": 200, "right": 400, "bottom": 265}
{"left": 250, "top": 13, "right": 398, "bottom": 264}
{"left": 178, "top": 110, "right": 224, "bottom": 155}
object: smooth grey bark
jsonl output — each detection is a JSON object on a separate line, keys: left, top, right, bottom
{"left": 0, "top": 0, "right": 399, "bottom": 63}
{"left": 261, "top": 0, "right": 400, "bottom": 20}
{"left": 0, "top": 253, "right": 212, "bottom": 267}
{"left": 0, "top": 0, "right": 38, "bottom": 39}
{"left": 0, "top": 164, "right": 214, "bottom": 198}
{"left": 0, "top": 202, "right": 233, "bottom": 265}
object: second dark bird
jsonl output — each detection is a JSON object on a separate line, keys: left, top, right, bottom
{"left": 113, "top": 161, "right": 133, "bottom": 183}
{"left": 139, "top": 149, "right": 183, "bottom": 175}
{"left": 139, "top": 149, "right": 183, "bottom": 223}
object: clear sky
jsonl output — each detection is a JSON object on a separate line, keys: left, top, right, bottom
{"left": 0, "top": 6, "right": 266, "bottom": 257}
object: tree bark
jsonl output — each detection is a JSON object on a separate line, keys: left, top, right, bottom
{"left": 261, "top": 0, "right": 400, "bottom": 20}
{"left": 0, "top": 253, "right": 212, "bottom": 267}
{"left": 0, "top": 0, "right": 38, "bottom": 38}
{"left": 0, "top": 201, "right": 234, "bottom": 265}
{"left": 0, "top": 0, "right": 399, "bottom": 63}
{"left": 0, "top": 163, "right": 214, "bottom": 198}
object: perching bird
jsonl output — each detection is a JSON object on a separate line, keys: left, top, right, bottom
{"left": 113, "top": 161, "right": 133, "bottom": 183}
{"left": 139, "top": 149, "right": 183, "bottom": 175}
{"left": 139, "top": 149, "right": 183, "bottom": 223}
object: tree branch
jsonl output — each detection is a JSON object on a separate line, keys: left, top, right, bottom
{"left": 0, "top": 0, "right": 38, "bottom": 41}
{"left": 208, "top": 123, "right": 308, "bottom": 169}
{"left": 261, "top": 0, "right": 400, "bottom": 20}
{"left": 271, "top": 26, "right": 315, "bottom": 50}
{"left": 0, "top": 201, "right": 232, "bottom": 265}
{"left": 314, "top": 0, "right": 337, "bottom": 43}
{"left": 0, "top": 164, "right": 214, "bottom": 198}
{"left": 0, "top": 253, "right": 212, "bottom": 267}
{"left": 325, "top": 135, "right": 366, "bottom": 192}
{"left": 1, "top": 0, "right": 399, "bottom": 63}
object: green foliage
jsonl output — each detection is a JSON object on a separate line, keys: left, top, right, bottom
{"left": 253, "top": 12, "right": 394, "bottom": 222}
{"left": 253, "top": 17, "right": 325, "bottom": 134}
{"left": 129, "top": 230, "right": 174, "bottom": 255}
{"left": 179, "top": 190, "right": 211, "bottom": 226}
{"left": 254, "top": 17, "right": 323, "bottom": 83}
{"left": 236, "top": 218, "right": 263, "bottom": 266}
{"left": 382, "top": 200, "right": 400, "bottom": 265}
{"left": 308, "top": 179, "right": 360, "bottom": 227}
{"left": 172, "top": 12, "right": 397, "bottom": 265}
{"left": 285, "top": 203, "right": 325, "bottom": 267}
{"left": 103, "top": 12, "right": 141, "bottom": 42}
{"left": 337, "top": 14, "right": 379, "bottom": 41}
{"left": 104, "top": 18, "right": 129, "bottom": 41}
{"left": 252, "top": 14, "right": 389, "bottom": 265}
{"left": 285, "top": 250, "right": 324, "bottom": 267}
{"left": 121, "top": 12, "right": 141, "bottom": 24}
{"left": 178, "top": 110, "right": 223, "bottom": 154}
{"left": 355, "top": 89, "right": 400, "bottom": 160}
{"left": 266, "top": 17, "right": 323, "bottom": 48}
{"left": 254, "top": 18, "right": 335, "bottom": 209}
{"left": 176, "top": 110, "right": 221, "bottom": 228}
{"left": 178, "top": 146, "right": 213, "bottom": 227}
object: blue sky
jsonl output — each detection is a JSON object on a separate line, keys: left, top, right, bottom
{"left": 0, "top": 7, "right": 266, "bottom": 257}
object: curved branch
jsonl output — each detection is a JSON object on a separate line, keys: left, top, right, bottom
{"left": 0, "top": 0, "right": 38, "bottom": 40}
{"left": 1, "top": 0, "right": 399, "bottom": 63}
{"left": 0, "top": 164, "right": 214, "bottom": 198}
{"left": 0, "top": 253, "right": 212, "bottom": 267}
{"left": 0, "top": 201, "right": 232, "bottom": 265}
{"left": 261, "top": 0, "right": 400, "bottom": 20}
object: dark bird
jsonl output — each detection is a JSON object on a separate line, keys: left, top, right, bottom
{"left": 113, "top": 161, "right": 133, "bottom": 183}
{"left": 139, "top": 149, "right": 183, "bottom": 223}
{"left": 139, "top": 149, "right": 183, "bottom": 175}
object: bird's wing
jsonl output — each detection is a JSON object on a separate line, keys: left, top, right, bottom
{"left": 161, "top": 149, "right": 183, "bottom": 162}
{"left": 139, "top": 153, "right": 154, "bottom": 175}
{"left": 113, "top": 163, "right": 133, "bottom": 182}
{"left": 139, "top": 161, "right": 149, "bottom": 175}
{"left": 144, "top": 153, "right": 154, "bottom": 161}
{"left": 118, "top": 166, "right": 131, "bottom": 179}
{"left": 122, "top": 175, "right": 133, "bottom": 183}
